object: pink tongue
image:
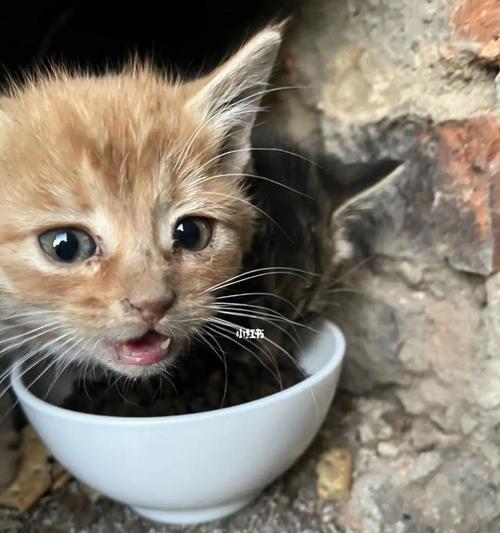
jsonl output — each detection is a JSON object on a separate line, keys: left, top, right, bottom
{"left": 115, "top": 331, "right": 171, "bottom": 366}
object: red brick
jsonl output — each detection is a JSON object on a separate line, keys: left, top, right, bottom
{"left": 452, "top": 0, "right": 500, "bottom": 61}
{"left": 420, "top": 116, "right": 500, "bottom": 274}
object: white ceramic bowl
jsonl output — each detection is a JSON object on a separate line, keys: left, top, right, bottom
{"left": 11, "top": 320, "right": 345, "bottom": 525}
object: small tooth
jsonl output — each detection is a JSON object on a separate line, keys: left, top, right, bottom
{"left": 161, "top": 338, "right": 171, "bottom": 350}
{"left": 119, "top": 346, "right": 132, "bottom": 359}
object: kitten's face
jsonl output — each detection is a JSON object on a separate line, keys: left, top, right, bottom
{"left": 0, "top": 28, "right": 281, "bottom": 377}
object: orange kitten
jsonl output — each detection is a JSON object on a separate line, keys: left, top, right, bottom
{"left": 0, "top": 27, "right": 282, "bottom": 378}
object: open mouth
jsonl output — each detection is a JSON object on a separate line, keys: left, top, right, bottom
{"left": 114, "top": 330, "right": 172, "bottom": 366}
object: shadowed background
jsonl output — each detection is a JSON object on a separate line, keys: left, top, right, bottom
{"left": 0, "top": 2, "right": 299, "bottom": 82}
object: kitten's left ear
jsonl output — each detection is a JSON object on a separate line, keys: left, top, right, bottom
{"left": 186, "top": 25, "right": 283, "bottom": 171}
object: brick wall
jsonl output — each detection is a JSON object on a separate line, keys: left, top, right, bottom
{"left": 269, "top": 1, "right": 500, "bottom": 530}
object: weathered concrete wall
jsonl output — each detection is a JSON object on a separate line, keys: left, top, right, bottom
{"left": 269, "top": 0, "right": 500, "bottom": 531}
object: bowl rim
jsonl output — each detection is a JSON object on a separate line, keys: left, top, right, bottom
{"left": 11, "top": 320, "right": 345, "bottom": 426}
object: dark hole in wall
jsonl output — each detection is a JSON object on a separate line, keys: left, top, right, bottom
{"left": 0, "top": 1, "right": 299, "bottom": 85}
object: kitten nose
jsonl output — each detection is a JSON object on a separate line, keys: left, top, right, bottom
{"left": 127, "top": 293, "right": 176, "bottom": 326}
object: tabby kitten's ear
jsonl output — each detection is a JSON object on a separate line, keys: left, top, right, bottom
{"left": 186, "top": 25, "right": 283, "bottom": 171}
{"left": 328, "top": 159, "right": 403, "bottom": 218}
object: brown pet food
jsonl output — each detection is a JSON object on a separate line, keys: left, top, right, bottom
{"left": 62, "top": 349, "right": 306, "bottom": 417}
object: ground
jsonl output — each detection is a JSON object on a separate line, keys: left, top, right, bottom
{"left": 0, "top": 394, "right": 352, "bottom": 533}
{"left": 0, "top": 388, "right": 483, "bottom": 533}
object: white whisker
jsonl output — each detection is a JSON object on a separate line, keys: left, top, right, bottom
{"left": 205, "top": 265, "right": 317, "bottom": 294}
{"left": 204, "top": 191, "right": 293, "bottom": 242}
{"left": 0, "top": 321, "right": 60, "bottom": 346}
{"left": 194, "top": 329, "right": 228, "bottom": 407}
{"left": 191, "top": 172, "right": 313, "bottom": 199}
{"left": 206, "top": 320, "right": 281, "bottom": 385}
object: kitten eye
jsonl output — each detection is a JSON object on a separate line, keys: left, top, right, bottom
{"left": 173, "top": 217, "right": 213, "bottom": 251}
{"left": 38, "top": 229, "right": 97, "bottom": 263}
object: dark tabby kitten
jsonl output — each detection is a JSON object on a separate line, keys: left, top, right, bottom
{"left": 218, "top": 127, "right": 399, "bottom": 360}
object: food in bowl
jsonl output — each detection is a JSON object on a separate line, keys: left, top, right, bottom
{"left": 62, "top": 344, "right": 306, "bottom": 417}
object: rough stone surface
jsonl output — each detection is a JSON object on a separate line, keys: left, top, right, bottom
{"left": 266, "top": 0, "right": 500, "bottom": 530}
